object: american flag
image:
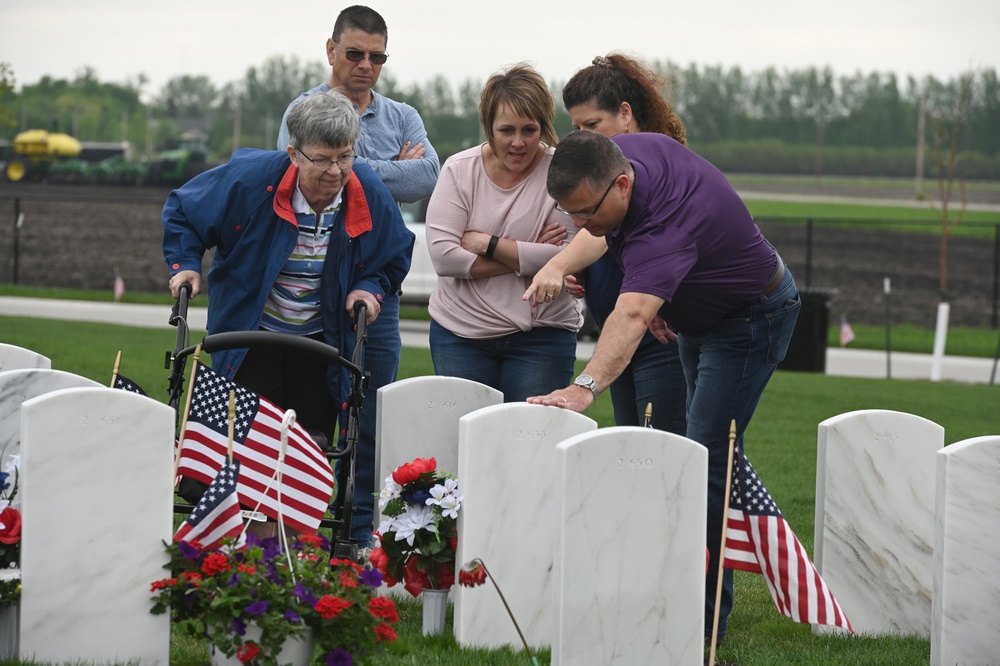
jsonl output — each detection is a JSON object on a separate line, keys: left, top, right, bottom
{"left": 839, "top": 316, "right": 856, "bottom": 347}
{"left": 174, "top": 460, "right": 244, "bottom": 550}
{"left": 112, "top": 373, "right": 148, "bottom": 396}
{"left": 176, "top": 362, "right": 334, "bottom": 534}
{"left": 723, "top": 445, "right": 853, "bottom": 632}
{"left": 114, "top": 271, "right": 126, "bottom": 302}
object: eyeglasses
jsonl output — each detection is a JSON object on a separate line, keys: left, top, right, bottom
{"left": 296, "top": 146, "right": 356, "bottom": 171}
{"left": 334, "top": 41, "right": 389, "bottom": 65}
{"left": 554, "top": 175, "right": 621, "bottom": 219}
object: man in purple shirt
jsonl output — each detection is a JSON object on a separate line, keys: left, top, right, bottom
{"left": 526, "top": 130, "right": 801, "bottom": 642}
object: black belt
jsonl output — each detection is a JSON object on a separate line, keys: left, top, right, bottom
{"left": 761, "top": 254, "right": 786, "bottom": 297}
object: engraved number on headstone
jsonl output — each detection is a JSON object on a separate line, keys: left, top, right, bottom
{"left": 516, "top": 429, "right": 547, "bottom": 440}
{"left": 873, "top": 431, "right": 898, "bottom": 443}
{"left": 426, "top": 400, "right": 459, "bottom": 409}
{"left": 80, "top": 415, "right": 120, "bottom": 426}
{"left": 618, "top": 457, "right": 655, "bottom": 469}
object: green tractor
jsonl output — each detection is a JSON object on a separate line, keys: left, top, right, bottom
{"left": 147, "top": 132, "right": 211, "bottom": 187}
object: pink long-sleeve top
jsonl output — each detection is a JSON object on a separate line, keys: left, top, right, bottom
{"left": 426, "top": 145, "right": 583, "bottom": 338}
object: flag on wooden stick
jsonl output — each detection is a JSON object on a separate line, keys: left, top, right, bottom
{"left": 839, "top": 316, "right": 856, "bottom": 347}
{"left": 114, "top": 268, "right": 126, "bottom": 302}
{"left": 174, "top": 460, "right": 244, "bottom": 550}
{"left": 176, "top": 362, "right": 334, "bottom": 534}
{"left": 723, "top": 445, "right": 854, "bottom": 632}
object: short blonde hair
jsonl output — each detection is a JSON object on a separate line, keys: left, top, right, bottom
{"left": 479, "top": 64, "right": 558, "bottom": 153}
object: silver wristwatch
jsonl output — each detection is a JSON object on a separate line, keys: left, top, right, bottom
{"left": 573, "top": 374, "right": 599, "bottom": 400}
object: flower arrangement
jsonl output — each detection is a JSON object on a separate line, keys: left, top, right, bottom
{"left": 0, "top": 451, "right": 21, "bottom": 609}
{"left": 150, "top": 532, "right": 398, "bottom": 665}
{"left": 369, "top": 457, "right": 462, "bottom": 597}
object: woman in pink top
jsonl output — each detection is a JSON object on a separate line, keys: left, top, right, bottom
{"left": 425, "top": 64, "right": 582, "bottom": 401}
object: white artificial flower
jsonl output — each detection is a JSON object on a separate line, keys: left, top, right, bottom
{"left": 378, "top": 475, "right": 402, "bottom": 511}
{"left": 2, "top": 454, "right": 19, "bottom": 475}
{"left": 392, "top": 505, "right": 438, "bottom": 546}
{"left": 438, "top": 494, "right": 461, "bottom": 520}
{"left": 426, "top": 484, "right": 449, "bottom": 506}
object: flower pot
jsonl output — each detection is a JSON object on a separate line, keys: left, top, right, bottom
{"left": 421, "top": 587, "right": 450, "bottom": 636}
{"left": 210, "top": 626, "right": 315, "bottom": 666}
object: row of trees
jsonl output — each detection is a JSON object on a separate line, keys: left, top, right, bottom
{"left": 1, "top": 59, "right": 997, "bottom": 178}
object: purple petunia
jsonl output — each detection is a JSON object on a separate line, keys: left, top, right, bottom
{"left": 360, "top": 567, "right": 383, "bottom": 588}
{"left": 293, "top": 581, "right": 318, "bottom": 606}
{"left": 284, "top": 610, "right": 301, "bottom": 623}
{"left": 178, "top": 541, "right": 201, "bottom": 560}
{"left": 231, "top": 617, "right": 247, "bottom": 636}
{"left": 245, "top": 600, "right": 269, "bottom": 616}
{"left": 326, "top": 648, "right": 353, "bottom": 666}
{"left": 226, "top": 573, "right": 241, "bottom": 587}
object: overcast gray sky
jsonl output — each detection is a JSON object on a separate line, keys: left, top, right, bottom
{"left": 2, "top": 0, "right": 997, "bottom": 100}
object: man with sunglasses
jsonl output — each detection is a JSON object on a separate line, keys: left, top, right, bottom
{"left": 277, "top": 5, "right": 439, "bottom": 205}
{"left": 524, "top": 129, "right": 801, "bottom": 644}
{"left": 276, "top": 6, "right": 436, "bottom": 555}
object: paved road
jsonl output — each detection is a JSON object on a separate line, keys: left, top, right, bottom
{"left": 3, "top": 297, "right": 997, "bottom": 385}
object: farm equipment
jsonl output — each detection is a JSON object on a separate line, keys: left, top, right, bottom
{"left": 146, "top": 132, "right": 210, "bottom": 187}
{"left": 4, "top": 129, "right": 82, "bottom": 182}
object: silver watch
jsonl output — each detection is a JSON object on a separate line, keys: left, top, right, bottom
{"left": 573, "top": 374, "right": 599, "bottom": 400}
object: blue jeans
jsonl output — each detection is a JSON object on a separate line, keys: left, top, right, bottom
{"left": 677, "top": 266, "right": 800, "bottom": 639}
{"left": 338, "top": 294, "right": 402, "bottom": 546}
{"left": 429, "top": 320, "right": 577, "bottom": 403}
{"left": 609, "top": 339, "right": 687, "bottom": 435}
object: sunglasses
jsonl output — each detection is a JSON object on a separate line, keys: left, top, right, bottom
{"left": 334, "top": 41, "right": 389, "bottom": 65}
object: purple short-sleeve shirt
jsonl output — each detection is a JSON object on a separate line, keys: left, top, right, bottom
{"left": 607, "top": 133, "right": 776, "bottom": 332}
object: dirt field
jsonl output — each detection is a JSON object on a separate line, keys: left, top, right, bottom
{"left": 1, "top": 182, "right": 998, "bottom": 330}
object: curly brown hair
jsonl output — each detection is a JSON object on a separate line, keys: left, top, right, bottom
{"left": 562, "top": 53, "right": 687, "bottom": 144}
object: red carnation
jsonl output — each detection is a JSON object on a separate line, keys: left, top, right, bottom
{"left": 392, "top": 457, "right": 437, "bottom": 485}
{"left": 459, "top": 560, "right": 487, "bottom": 588}
{"left": 0, "top": 507, "right": 21, "bottom": 545}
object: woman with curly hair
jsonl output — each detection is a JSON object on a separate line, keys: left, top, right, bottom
{"left": 560, "top": 53, "right": 688, "bottom": 436}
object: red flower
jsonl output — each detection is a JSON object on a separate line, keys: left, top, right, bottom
{"left": 150, "top": 579, "right": 169, "bottom": 592}
{"left": 367, "top": 547, "right": 390, "bottom": 574}
{"left": 402, "top": 557, "right": 431, "bottom": 597}
{"left": 0, "top": 507, "right": 21, "bottom": 545}
{"left": 459, "top": 561, "right": 487, "bottom": 588}
{"left": 314, "top": 595, "right": 352, "bottom": 619}
{"left": 392, "top": 457, "right": 436, "bottom": 485}
{"left": 339, "top": 571, "right": 359, "bottom": 588}
{"left": 298, "top": 534, "right": 323, "bottom": 548}
{"left": 368, "top": 596, "right": 400, "bottom": 623}
{"left": 374, "top": 622, "right": 398, "bottom": 642}
{"left": 236, "top": 642, "right": 260, "bottom": 664}
{"left": 434, "top": 562, "right": 455, "bottom": 590}
{"left": 201, "top": 553, "right": 231, "bottom": 576}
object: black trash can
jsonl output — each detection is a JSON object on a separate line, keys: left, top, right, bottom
{"left": 781, "top": 287, "right": 838, "bottom": 372}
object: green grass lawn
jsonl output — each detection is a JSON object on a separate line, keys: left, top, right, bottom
{"left": 3, "top": 315, "right": 997, "bottom": 664}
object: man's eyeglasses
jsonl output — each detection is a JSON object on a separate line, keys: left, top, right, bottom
{"left": 334, "top": 41, "right": 389, "bottom": 65}
{"left": 296, "top": 146, "right": 356, "bottom": 171}
{"left": 554, "top": 175, "right": 621, "bottom": 220}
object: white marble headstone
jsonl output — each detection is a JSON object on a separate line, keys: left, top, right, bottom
{"left": 375, "top": 376, "right": 502, "bottom": 522}
{"left": 0, "top": 344, "right": 51, "bottom": 372}
{"left": 454, "top": 403, "right": 597, "bottom": 650}
{"left": 553, "top": 427, "right": 707, "bottom": 665}
{"left": 931, "top": 435, "right": 1000, "bottom": 666}
{"left": 0, "top": 368, "right": 101, "bottom": 466}
{"left": 814, "top": 409, "right": 943, "bottom": 637}
{"left": 374, "top": 376, "right": 502, "bottom": 600}
{"left": 19, "top": 387, "right": 173, "bottom": 664}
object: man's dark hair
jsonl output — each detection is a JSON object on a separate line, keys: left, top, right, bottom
{"left": 333, "top": 5, "right": 388, "bottom": 44}
{"left": 547, "top": 130, "right": 631, "bottom": 200}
